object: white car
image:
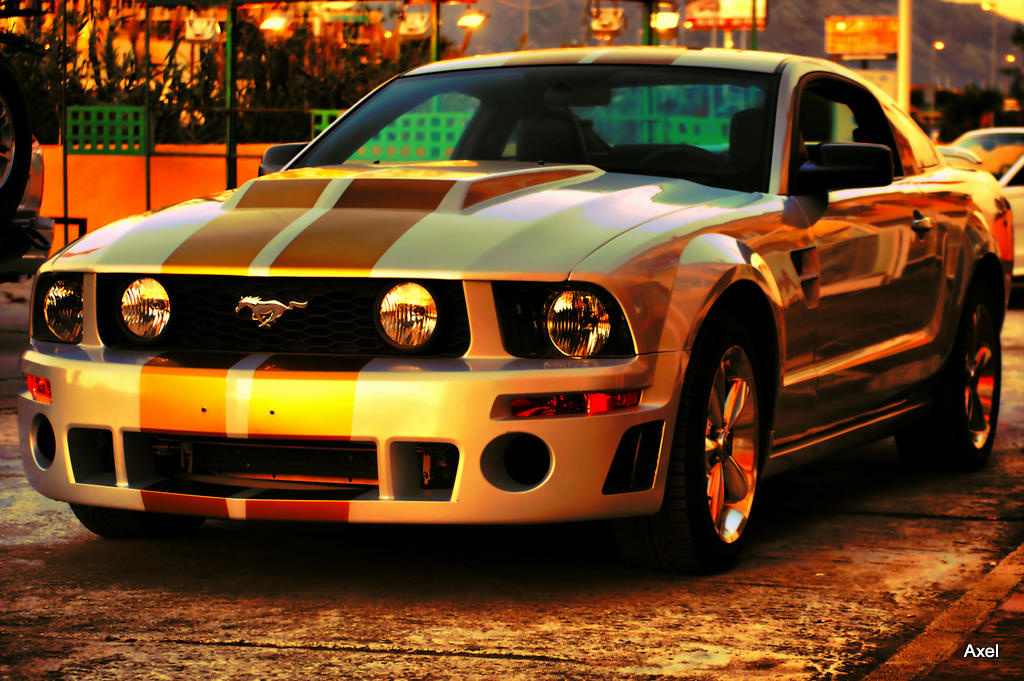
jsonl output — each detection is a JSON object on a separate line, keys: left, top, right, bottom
{"left": 20, "top": 47, "right": 1013, "bottom": 573}
{"left": 994, "top": 151, "right": 1024, "bottom": 278}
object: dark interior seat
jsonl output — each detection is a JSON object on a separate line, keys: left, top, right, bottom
{"left": 515, "top": 110, "right": 588, "bottom": 164}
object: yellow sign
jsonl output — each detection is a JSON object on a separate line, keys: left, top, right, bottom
{"left": 825, "top": 15, "right": 898, "bottom": 58}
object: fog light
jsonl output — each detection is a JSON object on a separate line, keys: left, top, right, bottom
{"left": 43, "top": 279, "right": 84, "bottom": 343}
{"left": 31, "top": 414, "right": 56, "bottom": 469}
{"left": 121, "top": 278, "right": 171, "bottom": 340}
{"left": 546, "top": 290, "right": 610, "bottom": 357}
{"left": 27, "top": 375, "right": 52, "bottom": 404}
{"left": 378, "top": 282, "right": 438, "bottom": 350}
{"left": 508, "top": 389, "right": 642, "bottom": 418}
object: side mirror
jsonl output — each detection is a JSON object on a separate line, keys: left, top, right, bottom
{"left": 258, "top": 143, "right": 307, "bottom": 176}
{"left": 940, "top": 145, "right": 982, "bottom": 170}
{"left": 796, "top": 142, "right": 894, "bottom": 194}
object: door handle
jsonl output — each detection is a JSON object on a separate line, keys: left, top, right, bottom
{"left": 911, "top": 210, "right": 933, "bottom": 236}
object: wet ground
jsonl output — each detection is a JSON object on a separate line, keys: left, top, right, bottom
{"left": 1, "top": 280, "right": 1022, "bottom": 680}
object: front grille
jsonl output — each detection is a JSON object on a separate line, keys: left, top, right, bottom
{"left": 141, "top": 433, "right": 379, "bottom": 485}
{"left": 97, "top": 275, "right": 470, "bottom": 356}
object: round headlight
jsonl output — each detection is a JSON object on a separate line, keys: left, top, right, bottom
{"left": 43, "top": 279, "right": 83, "bottom": 343}
{"left": 378, "top": 282, "right": 438, "bottom": 350}
{"left": 546, "top": 290, "right": 611, "bottom": 357}
{"left": 121, "top": 278, "right": 171, "bottom": 340}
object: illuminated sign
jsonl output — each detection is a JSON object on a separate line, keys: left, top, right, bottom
{"left": 683, "top": 0, "right": 767, "bottom": 31}
{"left": 825, "top": 15, "right": 899, "bottom": 59}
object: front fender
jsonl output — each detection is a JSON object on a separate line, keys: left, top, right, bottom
{"left": 667, "top": 232, "right": 785, "bottom": 361}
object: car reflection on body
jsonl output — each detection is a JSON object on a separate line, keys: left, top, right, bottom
{"left": 20, "top": 47, "right": 1012, "bottom": 573}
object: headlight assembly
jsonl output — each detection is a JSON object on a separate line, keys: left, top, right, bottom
{"left": 546, "top": 290, "right": 611, "bottom": 357}
{"left": 41, "top": 278, "right": 84, "bottom": 344}
{"left": 120, "top": 278, "right": 171, "bottom": 340}
{"left": 377, "top": 282, "right": 438, "bottom": 350}
{"left": 492, "top": 282, "right": 635, "bottom": 359}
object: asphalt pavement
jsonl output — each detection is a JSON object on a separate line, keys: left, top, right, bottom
{"left": 0, "top": 278, "right": 1022, "bottom": 680}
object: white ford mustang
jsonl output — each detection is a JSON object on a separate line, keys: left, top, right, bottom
{"left": 20, "top": 47, "right": 1012, "bottom": 572}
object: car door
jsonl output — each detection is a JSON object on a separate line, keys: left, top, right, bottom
{"left": 792, "top": 77, "right": 944, "bottom": 429}
{"left": 999, "top": 154, "right": 1024, "bottom": 277}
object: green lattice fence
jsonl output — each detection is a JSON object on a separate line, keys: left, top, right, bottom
{"left": 66, "top": 106, "right": 148, "bottom": 155}
{"left": 594, "top": 114, "right": 732, "bottom": 148}
{"left": 350, "top": 112, "right": 473, "bottom": 162}
{"left": 310, "top": 109, "right": 343, "bottom": 139}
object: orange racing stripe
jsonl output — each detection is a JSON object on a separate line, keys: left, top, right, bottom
{"left": 247, "top": 355, "right": 371, "bottom": 438}
{"left": 139, "top": 352, "right": 246, "bottom": 435}
{"left": 462, "top": 169, "right": 591, "bottom": 209}
{"left": 245, "top": 499, "right": 351, "bottom": 521}
{"left": 140, "top": 491, "right": 231, "bottom": 518}
{"left": 591, "top": 50, "right": 680, "bottom": 65}
{"left": 161, "top": 178, "right": 331, "bottom": 272}
{"left": 269, "top": 178, "right": 455, "bottom": 273}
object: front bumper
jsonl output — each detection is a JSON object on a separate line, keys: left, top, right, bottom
{"left": 19, "top": 345, "right": 685, "bottom": 524}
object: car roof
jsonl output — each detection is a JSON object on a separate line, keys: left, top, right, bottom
{"left": 404, "top": 46, "right": 803, "bottom": 77}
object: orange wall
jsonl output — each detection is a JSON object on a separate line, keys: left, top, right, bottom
{"left": 42, "top": 143, "right": 274, "bottom": 252}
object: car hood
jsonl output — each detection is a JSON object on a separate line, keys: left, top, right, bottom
{"left": 51, "top": 162, "right": 759, "bottom": 280}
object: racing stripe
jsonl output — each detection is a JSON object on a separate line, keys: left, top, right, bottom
{"left": 462, "top": 169, "right": 592, "bottom": 209}
{"left": 139, "top": 352, "right": 247, "bottom": 435}
{"left": 269, "top": 178, "right": 456, "bottom": 273}
{"left": 161, "top": 178, "right": 332, "bottom": 272}
{"left": 247, "top": 355, "right": 372, "bottom": 438}
{"left": 140, "top": 491, "right": 231, "bottom": 517}
{"left": 591, "top": 49, "right": 679, "bottom": 65}
{"left": 245, "top": 499, "right": 351, "bottom": 521}
{"left": 503, "top": 50, "right": 602, "bottom": 66}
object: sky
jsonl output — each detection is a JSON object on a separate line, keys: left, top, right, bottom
{"left": 943, "top": 0, "right": 1024, "bottom": 22}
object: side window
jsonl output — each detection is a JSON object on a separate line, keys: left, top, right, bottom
{"left": 349, "top": 92, "right": 478, "bottom": 163}
{"left": 1008, "top": 166, "right": 1024, "bottom": 186}
{"left": 793, "top": 78, "right": 901, "bottom": 179}
{"left": 799, "top": 90, "right": 858, "bottom": 145}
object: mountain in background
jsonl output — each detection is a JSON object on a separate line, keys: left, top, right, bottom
{"left": 459, "top": 0, "right": 1021, "bottom": 90}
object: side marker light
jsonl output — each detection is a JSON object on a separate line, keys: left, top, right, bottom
{"left": 27, "top": 375, "right": 52, "bottom": 404}
{"left": 509, "top": 390, "right": 641, "bottom": 418}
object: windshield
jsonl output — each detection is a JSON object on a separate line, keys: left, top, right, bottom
{"left": 295, "top": 65, "right": 778, "bottom": 193}
{"left": 952, "top": 131, "right": 1024, "bottom": 177}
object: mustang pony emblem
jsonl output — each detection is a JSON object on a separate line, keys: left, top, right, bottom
{"left": 235, "top": 296, "right": 308, "bottom": 328}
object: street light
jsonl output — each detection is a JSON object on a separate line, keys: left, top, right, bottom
{"left": 651, "top": 2, "right": 680, "bottom": 43}
{"left": 930, "top": 40, "right": 945, "bottom": 112}
{"left": 457, "top": 8, "right": 486, "bottom": 29}
{"left": 982, "top": 2, "right": 997, "bottom": 89}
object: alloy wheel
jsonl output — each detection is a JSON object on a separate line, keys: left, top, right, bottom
{"left": 964, "top": 305, "right": 996, "bottom": 449}
{"left": 704, "top": 345, "right": 758, "bottom": 543}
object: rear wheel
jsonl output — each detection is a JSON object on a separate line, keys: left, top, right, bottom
{"left": 614, "top": 315, "right": 761, "bottom": 573}
{"left": 70, "top": 504, "right": 205, "bottom": 539}
{"left": 0, "top": 58, "right": 31, "bottom": 222}
{"left": 896, "top": 284, "right": 1001, "bottom": 470}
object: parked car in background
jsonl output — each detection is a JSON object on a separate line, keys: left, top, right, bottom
{"left": 20, "top": 47, "right": 1012, "bottom": 573}
{"left": 992, "top": 151, "right": 1024, "bottom": 279}
{"left": 0, "top": 138, "right": 51, "bottom": 282}
{"left": 949, "top": 127, "right": 1024, "bottom": 178}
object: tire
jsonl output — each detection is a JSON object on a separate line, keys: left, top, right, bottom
{"left": 896, "top": 284, "right": 1001, "bottom": 470}
{"left": 614, "top": 314, "right": 762, "bottom": 573}
{"left": 70, "top": 503, "right": 206, "bottom": 539}
{"left": 0, "top": 57, "right": 31, "bottom": 223}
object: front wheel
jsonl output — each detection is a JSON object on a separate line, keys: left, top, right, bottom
{"left": 614, "top": 316, "right": 761, "bottom": 573}
{"left": 70, "top": 503, "right": 206, "bottom": 539}
{"left": 896, "top": 284, "right": 1001, "bottom": 470}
